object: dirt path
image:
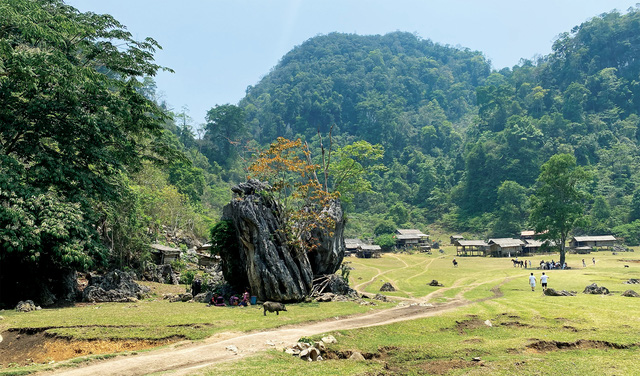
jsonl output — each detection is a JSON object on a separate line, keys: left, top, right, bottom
{"left": 42, "top": 278, "right": 507, "bottom": 376}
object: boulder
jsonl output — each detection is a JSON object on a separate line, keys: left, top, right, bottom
{"left": 373, "top": 294, "right": 388, "bottom": 302}
{"left": 83, "top": 270, "right": 150, "bottom": 303}
{"left": 15, "top": 300, "right": 40, "bottom": 312}
{"left": 379, "top": 282, "right": 396, "bottom": 292}
{"left": 622, "top": 290, "right": 640, "bottom": 297}
{"left": 429, "top": 280, "right": 444, "bottom": 287}
{"left": 142, "top": 264, "right": 179, "bottom": 285}
{"left": 544, "top": 288, "right": 576, "bottom": 296}
{"left": 624, "top": 279, "right": 640, "bottom": 284}
{"left": 582, "top": 283, "right": 610, "bottom": 295}
{"left": 220, "top": 179, "right": 344, "bottom": 302}
{"left": 349, "top": 352, "right": 365, "bottom": 361}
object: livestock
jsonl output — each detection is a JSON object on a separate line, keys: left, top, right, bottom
{"left": 263, "top": 301, "right": 287, "bottom": 316}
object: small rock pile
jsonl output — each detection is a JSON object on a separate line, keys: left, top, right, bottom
{"left": 15, "top": 300, "right": 41, "bottom": 312}
{"left": 624, "top": 279, "right": 640, "bottom": 284}
{"left": 544, "top": 288, "right": 576, "bottom": 296}
{"left": 583, "top": 283, "right": 610, "bottom": 295}
{"left": 284, "top": 335, "right": 337, "bottom": 362}
{"left": 379, "top": 282, "right": 396, "bottom": 292}
{"left": 163, "top": 293, "right": 193, "bottom": 302}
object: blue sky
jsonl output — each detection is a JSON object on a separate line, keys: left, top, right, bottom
{"left": 67, "top": 1, "right": 638, "bottom": 127}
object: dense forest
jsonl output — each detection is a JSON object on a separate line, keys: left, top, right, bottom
{"left": 3, "top": 0, "right": 640, "bottom": 304}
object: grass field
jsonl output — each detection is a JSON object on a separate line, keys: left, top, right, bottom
{"left": 203, "top": 248, "right": 640, "bottom": 376}
{"left": 2, "top": 247, "right": 640, "bottom": 375}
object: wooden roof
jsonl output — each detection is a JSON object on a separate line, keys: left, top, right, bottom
{"left": 572, "top": 235, "right": 616, "bottom": 242}
{"left": 150, "top": 244, "right": 181, "bottom": 254}
{"left": 488, "top": 238, "right": 524, "bottom": 247}
{"left": 455, "top": 240, "right": 488, "bottom": 247}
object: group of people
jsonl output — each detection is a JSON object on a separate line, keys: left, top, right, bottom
{"left": 528, "top": 272, "right": 549, "bottom": 292}
{"left": 539, "top": 259, "right": 566, "bottom": 270}
{"left": 209, "top": 289, "right": 251, "bottom": 307}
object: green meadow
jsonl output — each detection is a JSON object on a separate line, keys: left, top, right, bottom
{"left": 2, "top": 247, "right": 640, "bottom": 375}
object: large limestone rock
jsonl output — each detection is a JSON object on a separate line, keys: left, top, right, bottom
{"left": 222, "top": 180, "right": 314, "bottom": 302}
{"left": 83, "top": 270, "right": 150, "bottom": 303}
{"left": 304, "top": 200, "right": 346, "bottom": 275}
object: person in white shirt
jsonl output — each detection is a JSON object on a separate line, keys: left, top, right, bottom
{"left": 540, "top": 272, "right": 549, "bottom": 291}
{"left": 529, "top": 273, "right": 536, "bottom": 291}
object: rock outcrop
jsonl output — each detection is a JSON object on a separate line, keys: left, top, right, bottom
{"left": 544, "top": 288, "right": 576, "bottom": 296}
{"left": 583, "top": 283, "right": 610, "bottom": 295}
{"left": 83, "top": 270, "right": 150, "bottom": 303}
{"left": 142, "top": 264, "right": 179, "bottom": 285}
{"left": 621, "top": 289, "right": 640, "bottom": 297}
{"left": 221, "top": 180, "right": 346, "bottom": 302}
{"left": 305, "top": 200, "right": 346, "bottom": 275}
{"left": 380, "top": 282, "right": 396, "bottom": 292}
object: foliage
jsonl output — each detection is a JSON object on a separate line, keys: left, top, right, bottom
{"left": 0, "top": 0, "right": 175, "bottom": 304}
{"left": 248, "top": 137, "right": 338, "bottom": 253}
{"left": 373, "top": 233, "right": 396, "bottom": 252}
{"left": 529, "top": 154, "right": 591, "bottom": 264}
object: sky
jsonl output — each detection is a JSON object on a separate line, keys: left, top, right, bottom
{"left": 66, "top": 1, "right": 639, "bottom": 127}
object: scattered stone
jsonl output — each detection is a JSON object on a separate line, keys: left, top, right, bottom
{"left": 169, "top": 293, "right": 193, "bottom": 302}
{"left": 285, "top": 348, "right": 300, "bottom": 356}
{"left": 419, "top": 302, "right": 434, "bottom": 307}
{"left": 193, "top": 292, "right": 210, "bottom": 303}
{"left": 379, "top": 282, "right": 396, "bottom": 292}
{"left": 225, "top": 345, "right": 238, "bottom": 354}
{"left": 624, "top": 279, "right": 640, "bottom": 284}
{"left": 484, "top": 320, "right": 492, "bottom": 327}
{"left": 315, "top": 293, "right": 335, "bottom": 302}
{"left": 472, "top": 357, "right": 482, "bottom": 362}
{"left": 544, "top": 288, "right": 576, "bottom": 296}
{"left": 583, "top": 283, "right": 610, "bottom": 295}
{"left": 373, "top": 294, "right": 388, "bottom": 302}
{"left": 15, "top": 300, "right": 39, "bottom": 312}
{"left": 321, "top": 335, "right": 337, "bottom": 344}
{"left": 429, "top": 280, "right": 444, "bottom": 287}
{"left": 315, "top": 341, "right": 326, "bottom": 351}
{"left": 622, "top": 290, "right": 640, "bottom": 297}
{"left": 349, "top": 352, "right": 365, "bottom": 361}
{"left": 266, "top": 340, "right": 275, "bottom": 346}
{"left": 397, "top": 302, "right": 409, "bottom": 308}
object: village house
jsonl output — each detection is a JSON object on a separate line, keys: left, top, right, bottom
{"left": 488, "top": 238, "right": 525, "bottom": 257}
{"left": 356, "top": 244, "right": 382, "bottom": 258}
{"left": 454, "top": 240, "right": 488, "bottom": 257}
{"left": 569, "top": 235, "right": 617, "bottom": 252}
{"left": 450, "top": 235, "right": 464, "bottom": 245}
{"left": 522, "top": 239, "right": 553, "bottom": 255}
{"left": 395, "top": 229, "right": 430, "bottom": 252}
{"left": 149, "top": 244, "right": 181, "bottom": 265}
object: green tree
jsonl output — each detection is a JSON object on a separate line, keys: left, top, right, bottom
{"left": 203, "top": 104, "right": 246, "bottom": 167}
{"left": 492, "top": 181, "right": 528, "bottom": 237}
{"left": 0, "top": 0, "right": 171, "bottom": 305}
{"left": 529, "top": 154, "right": 590, "bottom": 265}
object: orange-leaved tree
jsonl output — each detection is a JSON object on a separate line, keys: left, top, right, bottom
{"left": 247, "top": 137, "right": 339, "bottom": 253}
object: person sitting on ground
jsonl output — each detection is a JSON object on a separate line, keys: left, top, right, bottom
{"left": 240, "top": 289, "right": 250, "bottom": 307}
{"left": 229, "top": 295, "right": 239, "bottom": 306}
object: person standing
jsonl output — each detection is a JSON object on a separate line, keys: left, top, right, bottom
{"left": 582, "top": 259, "right": 586, "bottom": 267}
{"left": 529, "top": 273, "right": 537, "bottom": 291}
{"left": 540, "top": 272, "right": 549, "bottom": 291}
{"left": 592, "top": 257, "right": 596, "bottom": 265}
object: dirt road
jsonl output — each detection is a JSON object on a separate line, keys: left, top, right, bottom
{"left": 42, "top": 279, "right": 506, "bottom": 376}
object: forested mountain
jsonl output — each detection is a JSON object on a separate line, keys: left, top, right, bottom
{"left": 234, "top": 8, "right": 640, "bottom": 243}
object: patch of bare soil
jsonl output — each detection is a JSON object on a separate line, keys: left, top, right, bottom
{"left": 527, "top": 339, "right": 632, "bottom": 353}
{"left": 0, "top": 329, "right": 180, "bottom": 367}
{"left": 500, "top": 321, "right": 530, "bottom": 328}
{"left": 453, "top": 315, "right": 485, "bottom": 334}
{"left": 323, "top": 346, "right": 397, "bottom": 361}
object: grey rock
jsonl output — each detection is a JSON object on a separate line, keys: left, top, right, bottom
{"left": 15, "top": 300, "right": 39, "bottom": 312}
{"left": 304, "top": 200, "right": 346, "bottom": 275}
{"left": 83, "top": 270, "right": 150, "bottom": 303}
{"left": 373, "top": 294, "right": 388, "bottom": 302}
{"left": 622, "top": 290, "right": 640, "bottom": 297}
{"left": 583, "top": 283, "right": 610, "bottom": 295}
{"left": 544, "top": 288, "right": 576, "bottom": 296}
{"left": 142, "top": 264, "right": 179, "bottom": 285}
{"left": 223, "top": 179, "right": 333, "bottom": 302}
{"left": 349, "top": 352, "right": 365, "bottom": 361}
{"left": 380, "top": 282, "right": 396, "bottom": 292}
{"left": 624, "top": 279, "right": 640, "bottom": 284}
{"left": 429, "top": 280, "right": 444, "bottom": 287}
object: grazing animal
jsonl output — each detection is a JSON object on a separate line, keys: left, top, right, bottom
{"left": 511, "top": 259, "right": 524, "bottom": 268}
{"left": 263, "top": 301, "right": 287, "bottom": 316}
